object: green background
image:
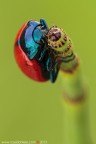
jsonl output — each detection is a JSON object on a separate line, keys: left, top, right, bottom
{"left": 0, "top": 0, "right": 96, "bottom": 143}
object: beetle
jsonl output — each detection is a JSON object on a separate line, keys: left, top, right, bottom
{"left": 14, "top": 19, "right": 60, "bottom": 83}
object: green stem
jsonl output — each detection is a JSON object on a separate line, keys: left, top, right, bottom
{"left": 60, "top": 54, "right": 92, "bottom": 144}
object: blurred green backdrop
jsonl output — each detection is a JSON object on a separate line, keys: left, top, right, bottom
{"left": 0, "top": 0, "right": 96, "bottom": 143}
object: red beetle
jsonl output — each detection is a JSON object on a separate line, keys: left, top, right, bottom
{"left": 14, "top": 19, "right": 60, "bottom": 83}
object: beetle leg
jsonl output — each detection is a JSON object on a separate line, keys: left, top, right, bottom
{"left": 46, "top": 56, "right": 60, "bottom": 83}
{"left": 46, "top": 57, "right": 53, "bottom": 71}
{"left": 40, "top": 19, "right": 49, "bottom": 30}
{"left": 39, "top": 47, "right": 47, "bottom": 61}
{"left": 50, "top": 62, "right": 60, "bottom": 83}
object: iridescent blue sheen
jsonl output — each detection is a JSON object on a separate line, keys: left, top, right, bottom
{"left": 25, "top": 21, "right": 42, "bottom": 59}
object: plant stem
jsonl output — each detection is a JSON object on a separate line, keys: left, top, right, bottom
{"left": 60, "top": 54, "right": 92, "bottom": 144}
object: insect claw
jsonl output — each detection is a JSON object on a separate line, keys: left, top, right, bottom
{"left": 53, "top": 24, "right": 55, "bottom": 27}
